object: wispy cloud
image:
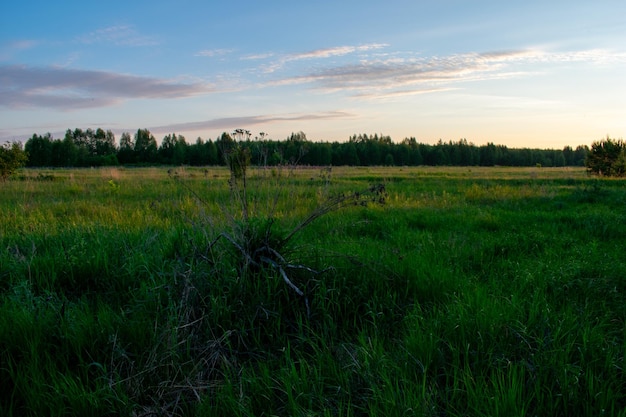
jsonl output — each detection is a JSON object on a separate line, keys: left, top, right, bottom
{"left": 286, "top": 43, "right": 388, "bottom": 61}
{"left": 355, "top": 87, "right": 458, "bottom": 100}
{"left": 195, "top": 48, "right": 234, "bottom": 57}
{"left": 8, "top": 40, "right": 39, "bottom": 50}
{"left": 261, "top": 43, "right": 388, "bottom": 73}
{"left": 525, "top": 48, "right": 626, "bottom": 65}
{"left": 76, "top": 25, "right": 158, "bottom": 47}
{"left": 269, "top": 50, "right": 530, "bottom": 91}
{"left": 0, "top": 65, "right": 215, "bottom": 110}
{"left": 241, "top": 52, "right": 275, "bottom": 61}
{"left": 267, "top": 48, "right": 626, "bottom": 99}
{"left": 152, "top": 111, "right": 355, "bottom": 133}
{"left": 0, "top": 39, "right": 40, "bottom": 61}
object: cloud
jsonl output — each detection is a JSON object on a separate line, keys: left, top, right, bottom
{"left": 0, "top": 39, "right": 39, "bottom": 61}
{"left": 286, "top": 43, "right": 388, "bottom": 61}
{"left": 8, "top": 40, "right": 39, "bottom": 50}
{"left": 76, "top": 25, "right": 158, "bottom": 47}
{"left": 152, "top": 111, "right": 355, "bottom": 133}
{"left": 267, "top": 48, "right": 626, "bottom": 99}
{"left": 241, "top": 52, "right": 275, "bottom": 61}
{"left": 355, "top": 87, "right": 458, "bottom": 100}
{"left": 0, "top": 65, "right": 215, "bottom": 110}
{"left": 195, "top": 48, "right": 234, "bottom": 57}
{"left": 260, "top": 43, "right": 388, "bottom": 73}
{"left": 274, "top": 50, "right": 530, "bottom": 90}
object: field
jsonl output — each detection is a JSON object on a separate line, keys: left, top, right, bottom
{"left": 1, "top": 165, "right": 625, "bottom": 416}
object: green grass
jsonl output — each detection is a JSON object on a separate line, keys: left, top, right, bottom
{"left": 1, "top": 166, "right": 625, "bottom": 416}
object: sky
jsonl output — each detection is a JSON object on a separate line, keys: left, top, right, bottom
{"left": 2, "top": 0, "right": 626, "bottom": 149}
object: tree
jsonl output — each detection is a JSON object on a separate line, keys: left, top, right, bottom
{"left": 188, "top": 137, "right": 208, "bottom": 166}
{"left": 134, "top": 129, "right": 158, "bottom": 164}
{"left": 402, "top": 137, "right": 423, "bottom": 165}
{"left": 159, "top": 133, "right": 179, "bottom": 164}
{"left": 94, "top": 128, "right": 117, "bottom": 157}
{"left": 615, "top": 150, "right": 626, "bottom": 175}
{"left": 216, "top": 132, "right": 235, "bottom": 164}
{"left": 283, "top": 131, "right": 308, "bottom": 163}
{"left": 563, "top": 146, "right": 575, "bottom": 166}
{"left": 585, "top": 136, "right": 625, "bottom": 177}
{"left": 117, "top": 132, "right": 134, "bottom": 164}
{"left": 64, "top": 129, "right": 89, "bottom": 166}
{"left": 0, "top": 141, "right": 28, "bottom": 180}
{"left": 172, "top": 135, "right": 188, "bottom": 165}
{"left": 318, "top": 143, "right": 332, "bottom": 166}
{"left": 204, "top": 140, "right": 219, "bottom": 165}
{"left": 56, "top": 135, "right": 78, "bottom": 166}
{"left": 343, "top": 142, "right": 360, "bottom": 166}
{"left": 24, "top": 133, "right": 53, "bottom": 166}
{"left": 479, "top": 143, "right": 498, "bottom": 166}
{"left": 573, "top": 145, "right": 589, "bottom": 166}
{"left": 553, "top": 150, "right": 566, "bottom": 167}
{"left": 287, "top": 131, "right": 307, "bottom": 142}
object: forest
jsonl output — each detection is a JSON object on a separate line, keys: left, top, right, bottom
{"left": 22, "top": 128, "right": 589, "bottom": 168}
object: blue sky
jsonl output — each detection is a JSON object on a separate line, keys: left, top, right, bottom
{"left": 2, "top": 1, "right": 626, "bottom": 148}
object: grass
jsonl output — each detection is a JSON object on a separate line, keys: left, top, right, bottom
{"left": 1, "top": 165, "right": 625, "bottom": 416}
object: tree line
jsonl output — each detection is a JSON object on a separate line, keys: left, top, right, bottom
{"left": 22, "top": 128, "right": 589, "bottom": 168}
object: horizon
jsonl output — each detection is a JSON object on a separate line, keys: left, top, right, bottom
{"left": 24, "top": 128, "right": 594, "bottom": 152}
{"left": 2, "top": 1, "right": 626, "bottom": 148}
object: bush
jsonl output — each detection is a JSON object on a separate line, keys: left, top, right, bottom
{"left": 0, "top": 141, "right": 28, "bottom": 181}
{"left": 585, "top": 136, "right": 626, "bottom": 177}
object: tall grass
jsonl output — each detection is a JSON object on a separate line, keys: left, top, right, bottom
{"left": 1, "top": 166, "right": 624, "bottom": 416}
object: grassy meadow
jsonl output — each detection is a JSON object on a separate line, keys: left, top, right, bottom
{"left": 1, "top": 165, "right": 625, "bottom": 416}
